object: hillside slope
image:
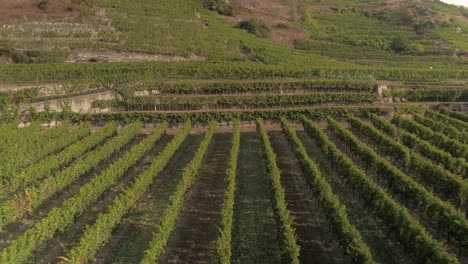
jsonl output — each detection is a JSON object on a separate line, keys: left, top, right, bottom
{"left": 0, "top": 0, "right": 466, "bottom": 66}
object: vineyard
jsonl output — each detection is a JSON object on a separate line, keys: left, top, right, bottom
{"left": 0, "top": 0, "right": 467, "bottom": 263}
{"left": 0, "top": 107, "right": 465, "bottom": 264}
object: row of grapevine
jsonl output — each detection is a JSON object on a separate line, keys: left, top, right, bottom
{"left": 389, "top": 87, "right": 468, "bottom": 102}
{"left": 0, "top": 123, "right": 46, "bottom": 198}
{"left": 440, "top": 108, "right": 468, "bottom": 122}
{"left": 348, "top": 116, "right": 467, "bottom": 207}
{"left": 301, "top": 116, "right": 458, "bottom": 263}
{"left": 257, "top": 119, "right": 300, "bottom": 264}
{"left": 426, "top": 110, "right": 468, "bottom": 131}
{"left": 65, "top": 121, "right": 190, "bottom": 264}
{"left": 141, "top": 122, "right": 217, "bottom": 263}
{"left": 0, "top": 122, "right": 42, "bottom": 151}
{"left": 0, "top": 123, "right": 90, "bottom": 181}
{"left": 7, "top": 122, "right": 117, "bottom": 194}
{"left": 280, "top": 118, "right": 373, "bottom": 263}
{"left": 118, "top": 93, "right": 379, "bottom": 111}
{"left": 0, "top": 122, "right": 64, "bottom": 147}
{"left": 0, "top": 123, "right": 141, "bottom": 228}
{"left": 394, "top": 115, "right": 468, "bottom": 160}
{"left": 413, "top": 113, "right": 467, "bottom": 143}
{"left": 32, "top": 106, "right": 387, "bottom": 124}
{"left": 0, "top": 122, "right": 68, "bottom": 157}
{"left": 328, "top": 117, "right": 468, "bottom": 250}
{"left": 0, "top": 60, "right": 466, "bottom": 85}
{"left": 369, "top": 114, "right": 468, "bottom": 177}
{"left": 348, "top": 116, "right": 411, "bottom": 166}
{"left": 133, "top": 79, "right": 376, "bottom": 94}
{"left": 0, "top": 122, "right": 167, "bottom": 263}
{"left": 216, "top": 120, "right": 240, "bottom": 264}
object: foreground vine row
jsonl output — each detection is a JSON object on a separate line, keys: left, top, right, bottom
{"left": 0, "top": 123, "right": 167, "bottom": 264}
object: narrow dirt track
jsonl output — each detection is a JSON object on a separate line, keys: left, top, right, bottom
{"left": 95, "top": 133, "right": 205, "bottom": 264}
{"left": 159, "top": 131, "right": 232, "bottom": 263}
{"left": 231, "top": 130, "right": 282, "bottom": 264}
{"left": 268, "top": 130, "right": 340, "bottom": 264}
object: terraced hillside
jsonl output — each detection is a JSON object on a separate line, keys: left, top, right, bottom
{"left": 0, "top": 0, "right": 467, "bottom": 263}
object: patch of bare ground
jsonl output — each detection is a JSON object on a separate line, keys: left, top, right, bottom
{"left": 226, "top": 0, "right": 306, "bottom": 47}
{"left": 158, "top": 131, "right": 232, "bottom": 263}
{"left": 66, "top": 50, "right": 206, "bottom": 63}
{"left": 0, "top": 0, "right": 78, "bottom": 24}
{"left": 32, "top": 133, "right": 172, "bottom": 264}
{"left": 94, "top": 133, "right": 205, "bottom": 263}
{"left": 0, "top": 56, "right": 9, "bottom": 63}
{"left": 268, "top": 129, "right": 341, "bottom": 264}
{"left": 0, "top": 134, "right": 142, "bottom": 251}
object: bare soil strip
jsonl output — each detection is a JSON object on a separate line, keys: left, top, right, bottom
{"left": 231, "top": 130, "right": 282, "bottom": 264}
{"left": 268, "top": 130, "right": 341, "bottom": 264}
{"left": 95, "top": 133, "right": 205, "bottom": 264}
{"left": 158, "top": 131, "right": 232, "bottom": 263}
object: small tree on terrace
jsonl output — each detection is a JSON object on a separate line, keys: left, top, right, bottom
{"left": 390, "top": 36, "right": 409, "bottom": 53}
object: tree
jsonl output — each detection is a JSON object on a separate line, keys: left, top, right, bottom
{"left": 391, "top": 36, "right": 409, "bottom": 53}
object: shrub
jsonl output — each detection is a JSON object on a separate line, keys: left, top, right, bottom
{"left": 391, "top": 36, "right": 409, "bottom": 53}
{"left": 414, "top": 21, "right": 436, "bottom": 35}
{"left": 412, "top": 43, "right": 426, "bottom": 52}
{"left": 11, "top": 52, "right": 31, "bottom": 64}
{"left": 0, "top": 40, "right": 14, "bottom": 56}
{"left": 239, "top": 18, "right": 271, "bottom": 38}
{"left": 12, "top": 50, "right": 70, "bottom": 64}
{"left": 204, "top": 0, "right": 233, "bottom": 16}
{"left": 38, "top": 0, "right": 49, "bottom": 11}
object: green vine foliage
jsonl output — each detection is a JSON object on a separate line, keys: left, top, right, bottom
{"left": 302, "top": 116, "right": 459, "bottom": 263}
{"left": 66, "top": 122, "right": 195, "bottom": 264}
{"left": 0, "top": 122, "right": 166, "bottom": 263}
{"left": 281, "top": 118, "right": 373, "bottom": 263}
{"left": 141, "top": 121, "right": 216, "bottom": 263}
{"left": 257, "top": 118, "right": 300, "bottom": 264}
{"left": 216, "top": 120, "right": 240, "bottom": 264}
{"left": 328, "top": 117, "right": 467, "bottom": 253}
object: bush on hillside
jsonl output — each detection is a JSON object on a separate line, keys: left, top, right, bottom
{"left": 38, "top": 0, "right": 50, "bottom": 11}
{"left": 204, "top": 0, "right": 233, "bottom": 16}
{"left": 239, "top": 18, "right": 271, "bottom": 38}
{"left": 12, "top": 50, "right": 70, "bottom": 64}
{"left": 414, "top": 21, "right": 436, "bottom": 35}
{"left": 0, "top": 40, "right": 14, "bottom": 56}
{"left": 390, "top": 36, "right": 410, "bottom": 53}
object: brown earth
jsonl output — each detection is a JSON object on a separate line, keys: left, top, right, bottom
{"left": 225, "top": 0, "right": 306, "bottom": 47}
{"left": 0, "top": 0, "right": 78, "bottom": 24}
{"left": 268, "top": 130, "right": 341, "bottom": 263}
{"left": 159, "top": 131, "right": 232, "bottom": 263}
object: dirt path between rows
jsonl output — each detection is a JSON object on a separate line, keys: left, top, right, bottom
{"left": 159, "top": 131, "right": 232, "bottom": 263}
{"left": 268, "top": 130, "right": 340, "bottom": 263}
{"left": 94, "top": 133, "right": 205, "bottom": 263}
{"left": 231, "top": 130, "right": 282, "bottom": 264}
